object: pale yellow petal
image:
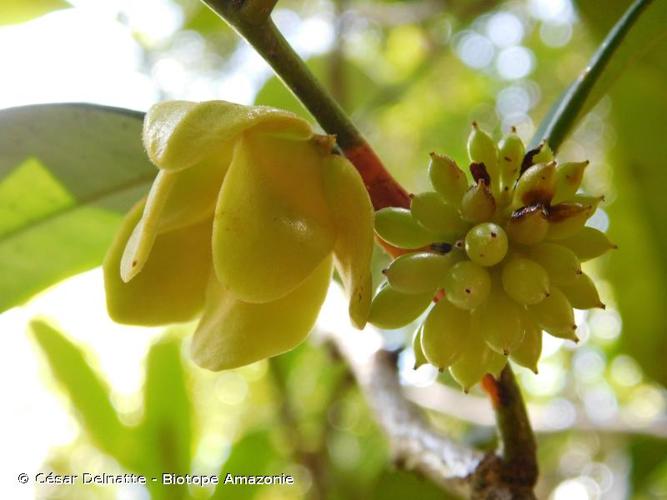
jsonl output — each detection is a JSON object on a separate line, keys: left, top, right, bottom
{"left": 322, "top": 155, "right": 374, "bottom": 328}
{"left": 212, "top": 133, "right": 336, "bottom": 303}
{"left": 104, "top": 200, "right": 212, "bottom": 325}
{"left": 191, "top": 256, "right": 332, "bottom": 371}
{"left": 120, "top": 170, "right": 177, "bottom": 282}
{"left": 143, "top": 100, "right": 313, "bottom": 171}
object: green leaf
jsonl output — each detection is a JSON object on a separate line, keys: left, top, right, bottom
{"left": 532, "top": 0, "right": 655, "bottom": 150}
{"left": 573, "top": 0, "right": 667, "bottom": 385}
{"left": 629, "top": 437, "right": 667, "bottom": 497}
{"left": 605, "top": 68, "right": 667, "bottom": 385}
{"left": 369, "top": 469, "right": 457, "bottom": 500}
{"left": 30, "top": 320, "right": 130, "bottom": 461}
{"left": 210, "top": 430, "right": 283, "bottom": 500}
{"left": 0, "top": 0, "right": 70, "bottom": 25}
{"left": 0, "top": 103, "right": 153, "bottom": 312}
{"left": 138, "top": 336, "right": 193, "bottom": 499}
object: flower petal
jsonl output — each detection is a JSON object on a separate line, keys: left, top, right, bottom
{"left": 120, "top": 170, "right": 177, "bottom": 282}
{"left": 104, "top": 199, "right": 212, "bottom": 325}
{"left": 143, "top": 100, "right": 313, "bottom": 171}
{"left": 212, "top": 133, "right": 336, "bottom": 303}
{"left": 191, "top": 255, "right": 332, "bottom": 371}
{"left": 322, "top": 155, "right": 374, "bottom": 328}
{"left": 153, "top": 152, "right": 232, "bottom": 233}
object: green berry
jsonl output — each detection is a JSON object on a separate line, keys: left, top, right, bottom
{"left": 464, "top": 222, "right": 508, "bottom": 266}
{"left": 444, "top": 261, "right": 491, "bottom": 310}
{"left": 375, "top": 207, "right": 435, "bottom": 249}
{"left": 383, "top": 251, "right": 459, "bottom": 294}
{"left": 501, "top": 256, "right": 550, "bottom": 305}
{"left": 410, "top": 192, "right": 469, "bottom": 240}
{"left": 369, "top": 284, "right": 433, "bottom": 329}
{"left": 421, "top": 299, "right": 469, "bottom": 369}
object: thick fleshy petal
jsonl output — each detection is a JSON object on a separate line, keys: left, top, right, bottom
{"left": 120, "top": 153, "right": 231, "bottom": 281}
{"left": 143, "top": 100, "right": 312, "bottom": 171}
{"left": 104, "top": 200, "right": 212, "bottom": 325}
{"left": 322, "top": 155, "right": 374, "bottom": 328}
{"left": 153, "top": 152, "right": 232, "bottom": 233}
{"left": 191, "top": 256, "right": 333, "bottom": 371}
{"left": 212, "top": 133, "right": 336, "bottom": 303}
{"left": 120, "top": 170, "right": 177, "bottom": 282}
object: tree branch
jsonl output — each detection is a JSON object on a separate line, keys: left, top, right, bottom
{"left": 320, "top": 327, "right": 482, "bottom": 497}
{"left": 481, "top": 370, "right": 538, "bottom": 497}
{"left": 320, "top": 325, "right": 546, "bottom": 499}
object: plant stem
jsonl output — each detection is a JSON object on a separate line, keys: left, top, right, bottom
{"left": 533, "top": 0, "right": 653, "bottom": 151}
{"left": 481, "top": 367, "right": 538, "bottom": 493}
{"left": 203, "top": 0, "right": 410, "bottom": 209}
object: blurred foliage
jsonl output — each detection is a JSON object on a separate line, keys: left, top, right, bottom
{"left": 3, "top": 0, "right": 667, "bottom": 498}
{"left": 0, "top": 0, "right": 69, "bottom": 26}
{"left": 31, "top": 321, "right": 130, "bottom": 461}
{"left": 577, "top": 0, "right": 667, "bottom": 386}
{"left": 31, "top": 321, "right": 452, "bottom": 499}
{"left": 255, "top": 56, "right": 379, "bottom": 120}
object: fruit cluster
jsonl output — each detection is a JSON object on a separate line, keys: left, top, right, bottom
{"left": 370, "top": 124, "right": 615, "bottom": 391}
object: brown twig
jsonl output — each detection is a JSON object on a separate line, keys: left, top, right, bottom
{"left": 321, "top": 326, "right": 543, "bottom": 499}
{"left": 321, "top": 328, "right": 482, "bottom": 497}
{"left": 479, "top": 370, "right": 538, "bottom": 498}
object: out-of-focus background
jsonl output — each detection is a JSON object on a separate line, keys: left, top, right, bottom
{"left": 1, "top": 0, "right": 666, "bottom": 499}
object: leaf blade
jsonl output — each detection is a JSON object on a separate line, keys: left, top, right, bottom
{"left": 30, "top": 320, "right": 129, "bottom": 460}
{"left": 138, "top": 336, "right": 193, "bottom": 498}
{"left": 0, "top": 103, "right": 153, "bottom": 311}
{"left": 0, "top": 0, "right": 70, "bottom": 26}
{"left": 532, "top": 0, "right": 654, "bottom": 150}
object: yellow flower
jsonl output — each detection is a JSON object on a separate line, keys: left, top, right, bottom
{"left": 103, "top": 100, "right": 374, "bottom": 370}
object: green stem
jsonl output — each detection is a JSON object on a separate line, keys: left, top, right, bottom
{"left": 239, "top": 0, "right": 279, "bottom": 25}
{"left": 479, "top": 366, "right": 538, "bottom": 497}
{"left": 204, "top": 2, "right": 362, "bottom": 149}
{"left": 202, "top": 0, "right": 410, "bottom": 210}
{"left": 533, "top": 0, "right": 653, "bottom": 151}
{"left": 244, "top": 22, "right": 363, "bottom": 149}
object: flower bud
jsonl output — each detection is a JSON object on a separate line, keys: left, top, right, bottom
{"left": 553, "top": 160, "right": 589, "bottom": 204}
{"left": 460, "top": 181, "right": 496, "bottom": 223}
{"left": 510, "top": 313, "right": 542, "bottom": 373}
{"left": 506, "top": 205, "right": 549, "bottom": 245}
{"left": 421, "top": 299, "right": 468, "bottom": 369}
{"left": 499, "top": 127, "right": 525, "bottom": 191}
{"left": 467, "top": 123, "right": 499, "bottom": 193}
{"left": 546, "top": 202, "right": 595, "bottom": 240}
{"left": 428, "top": 153, "right": 469, "bottom": 206}
{"left": 512, "top": 161, "right": 557, "bottom": 209}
